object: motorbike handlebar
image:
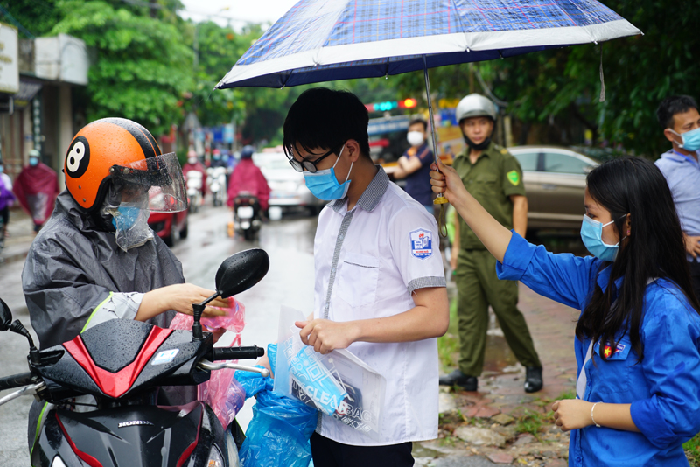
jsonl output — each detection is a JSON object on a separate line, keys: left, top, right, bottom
{"left": 0, "top": 372, "right": 33, "bottom": 390}
{"left": 212, "top": 346, "right": 264, "bottom": 361}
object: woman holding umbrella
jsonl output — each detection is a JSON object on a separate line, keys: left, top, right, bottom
{"left": 430, "top": 156, "right": 700, "bottom": 466}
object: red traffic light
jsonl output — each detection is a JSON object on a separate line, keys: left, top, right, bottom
{"left": 399, "top": 98, "right": 417, "bottom": 109}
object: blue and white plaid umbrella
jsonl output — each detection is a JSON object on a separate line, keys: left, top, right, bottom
{"left": 216, "top": 0, "right": 640, "bottom": 232}
{"left": 216, "top": 0, "right": 640, "bottom": 89}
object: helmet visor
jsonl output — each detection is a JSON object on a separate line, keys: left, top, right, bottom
{"left": 110, "top": 152, "right": 187, "bottom": 213}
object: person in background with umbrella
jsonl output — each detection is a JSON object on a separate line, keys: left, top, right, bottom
{"left": 288, "top": 87, "right": 449, "bottom": 467}
{"left": 430, "top": 155, "right": 700, "bottom": 466}
{"left": 393, "top": 116, "right": 435, "bottom": 213}
{"left": 13, "top": 149, "right": 59, "bottom": 234}
{"left": 439, "top": 94, "right": 542, "bottom": 394}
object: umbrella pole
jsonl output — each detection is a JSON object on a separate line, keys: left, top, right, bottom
{"left": 423, "top": 57, "right": 449, "bottom": 238}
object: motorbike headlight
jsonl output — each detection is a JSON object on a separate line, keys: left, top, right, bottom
{"left": 52, "top": 457, "right": 67, "bottom": 467}
{"left": 206, "top": 446, "right": 226, "bottom": 467}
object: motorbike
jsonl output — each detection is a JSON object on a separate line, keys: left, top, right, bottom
{"left": 0, "top": 248, "right": 270, "bottom": 467}
{"left": 207, "top": 166, "right": 228, "bottom": 207}
{"left": 233, "top": 192, "right": 263, "bottom": 241}
{"left": 186, "top": 170, "right": 204, "bottom": 213}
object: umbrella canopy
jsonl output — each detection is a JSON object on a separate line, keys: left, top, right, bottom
{"left": 217, "top": 0, "right": 641, "bottom": 89}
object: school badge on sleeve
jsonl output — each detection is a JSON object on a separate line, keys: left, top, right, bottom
{"left": 409, "top": 228, "right": 433, "bottom": 259}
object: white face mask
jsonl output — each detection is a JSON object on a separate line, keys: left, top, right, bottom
{"left": 407, "top": 131, "right": 424, "bottom": 146}
{"left": 188, "top": 157, "right": 198, "bottom": 164}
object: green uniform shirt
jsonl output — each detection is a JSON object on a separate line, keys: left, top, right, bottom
{"left": 452, "top": 143, "right": 526, "bottom": 250}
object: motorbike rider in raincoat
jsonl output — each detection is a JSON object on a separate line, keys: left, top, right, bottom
{"left": 21, "top": 117, "right": 228, "bottom": 453}
{"left": 183, "top": 149, "right": 208, "bottom": 198}
{"left": 227, "top": 145, "right": 270, "bottom": 212}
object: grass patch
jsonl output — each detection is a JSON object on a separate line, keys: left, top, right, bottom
{"left": 515, "top": 408, "right": 551, "bottom": 440}
{"left": 438, "top": 333, "right": 459, "bottom": 368}
{"left": 685, "top": 433, "right": 700, "bottom": 466}
{"left": 437, "top": 298, "right": 460, "bottom": 368}
{"left": 558, "top": 389, "right": 576, "bottom": 400}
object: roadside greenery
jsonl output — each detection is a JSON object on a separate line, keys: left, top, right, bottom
{"left": 3, "top": 0, "right": 698, "bottom": 155}
{"left": 389, "top": 1, "right": 700, "bottom": 158}
{"left": 53, "top": 0, "right": 193, "bottom": 135}
{"left": 686, "top": 434, "right": 700, "bottom": 467}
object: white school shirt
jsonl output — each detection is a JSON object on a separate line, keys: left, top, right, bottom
{"left": 313, "top": 167, "right": 446, "bottom": 446}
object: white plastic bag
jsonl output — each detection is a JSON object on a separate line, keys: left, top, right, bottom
{"left": 274, "top": 306, "right": 386, "bottom": 436}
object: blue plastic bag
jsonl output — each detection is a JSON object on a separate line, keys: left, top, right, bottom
{"left": 236, "top": 344, "right": 318, "bottom": 467}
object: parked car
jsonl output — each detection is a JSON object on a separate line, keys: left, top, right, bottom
{"left": 252, "top": 150, "right": 325, "bottom": 217}
{"left": 508, "top": 146, "right": 598, "bottom": 232}
{"left": 148, "top": 209, "right": 188, "bottom": 247}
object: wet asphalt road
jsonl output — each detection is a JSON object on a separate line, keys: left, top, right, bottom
{"left": 0, "top": 205, "right": 318, "bottom": 466}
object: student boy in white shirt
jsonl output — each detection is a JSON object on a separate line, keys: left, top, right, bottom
{"left": 283, "top": 87, "right": 449, "bottom": 466}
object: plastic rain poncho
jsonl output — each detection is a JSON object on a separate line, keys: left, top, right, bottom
{"left": 23, "top": 191, "right": 184, "bottom": 349}
{"left": 23, "top": 191, "right": 189, "bottom": 451}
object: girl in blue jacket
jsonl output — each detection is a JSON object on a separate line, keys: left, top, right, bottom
{"left": 430, "top": 156, "right": 700, "bottom": 466}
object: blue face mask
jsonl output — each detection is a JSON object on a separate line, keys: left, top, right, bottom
{"left": 671, "top": 128, "right": 700, "bottom": 151}
{"left": 29, "top": 157, "right": 39, "bottom": 166}
{"left": 580, "top": 214, "right": 624, "bottom": 261}
{"left": 0, "top": 165, "right": 3, "bottom": 174}
{"left": 303, "top": 145, "right": 353, "bottom": 200}
{"left": 111, "top": 206, "right": 142, "bottom": 230}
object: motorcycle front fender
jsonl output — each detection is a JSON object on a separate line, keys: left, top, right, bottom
{"left": 32, "top": 401, "right": 228, "bottom": 467}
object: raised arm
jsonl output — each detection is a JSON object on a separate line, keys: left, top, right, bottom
{"left": 430, "top": 158, "right": 512, "bottom": 262}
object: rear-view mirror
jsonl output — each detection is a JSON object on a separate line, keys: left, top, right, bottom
{"left": 215, "top": 248, "right": 270, "bottom": 298}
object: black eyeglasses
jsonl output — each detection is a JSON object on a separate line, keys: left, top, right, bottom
{"left": 286, "top": 148, "right": 336, "bottom": 173}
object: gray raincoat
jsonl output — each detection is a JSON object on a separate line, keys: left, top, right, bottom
{"left": 22, "top": 191, "right": 187, "bottom": 450}
{"left": 23, "top": 191, "right": 183, "bottom": 348}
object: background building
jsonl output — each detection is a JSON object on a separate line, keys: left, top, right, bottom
{"left": 0, "top": 24, "right": 87, "bottom": 189}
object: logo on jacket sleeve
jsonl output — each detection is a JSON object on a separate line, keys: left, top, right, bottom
{"left": 507, "top": 171, "right": 520, "bottom": 185}
{"left": 409, "top": 228, "right": 432, "bottom": 259}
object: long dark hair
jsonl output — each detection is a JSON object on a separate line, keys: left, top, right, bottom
{"left": 575, "top": 157, "right": 700, "bottom": 361}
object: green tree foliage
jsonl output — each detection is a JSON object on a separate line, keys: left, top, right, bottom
{"left": 593, "top": 1, "right": 699, "bottom": 157}
{"left": 52, "top": 0, "right": 193, "bottom": 135}
{"left": 495, "top": 0, "right": 700, "bottom": 158}
{"left": 1, "top": 0, "right": 60, "bottom": 38}
{"left": 388, "top": 2, "right": 698, "bottom": 158}
{"left": 188, "top": 20, "right": 239, "bottom": 128}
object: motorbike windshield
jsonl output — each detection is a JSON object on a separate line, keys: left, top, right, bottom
{"left": 110, "top": 152, "right": 187, "bottom": 213}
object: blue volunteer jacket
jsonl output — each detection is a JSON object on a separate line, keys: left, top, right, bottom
{"left": 497, "top": 233, "right": 700, "bottom": 467}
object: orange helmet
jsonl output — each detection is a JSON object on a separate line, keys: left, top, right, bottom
{"left": 64, "top": 118, "right": 162, "bottom": 212}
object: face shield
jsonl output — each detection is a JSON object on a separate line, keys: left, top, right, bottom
{"left": 102, "top": 152, "right": 187, "bottom": 251}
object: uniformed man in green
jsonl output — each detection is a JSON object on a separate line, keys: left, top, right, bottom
{"left": 439, "top": 94, "right": 543, "bottom": 393}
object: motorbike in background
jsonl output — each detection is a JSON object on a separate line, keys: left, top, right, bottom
{"left": 233, "top": 192, "right": 263, "bottom": 241}
{"left": 0, "top": 248, "right": 270, "bottom": 467}
{"left": 186, "top": 170, "right": 204, "bottom": 213}
{"left": 207, "top": 167, "right": 228, "bottom": 207}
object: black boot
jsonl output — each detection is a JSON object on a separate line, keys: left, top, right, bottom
{"left": 439, "top": 370, "right": 478, "bottom": 391}
{"left": 524, "top": 366, "right": 543, "bottom": 393}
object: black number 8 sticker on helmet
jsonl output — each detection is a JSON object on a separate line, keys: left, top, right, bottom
{"left": 66, "top": 136, "right": 90, "bottom": 178}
